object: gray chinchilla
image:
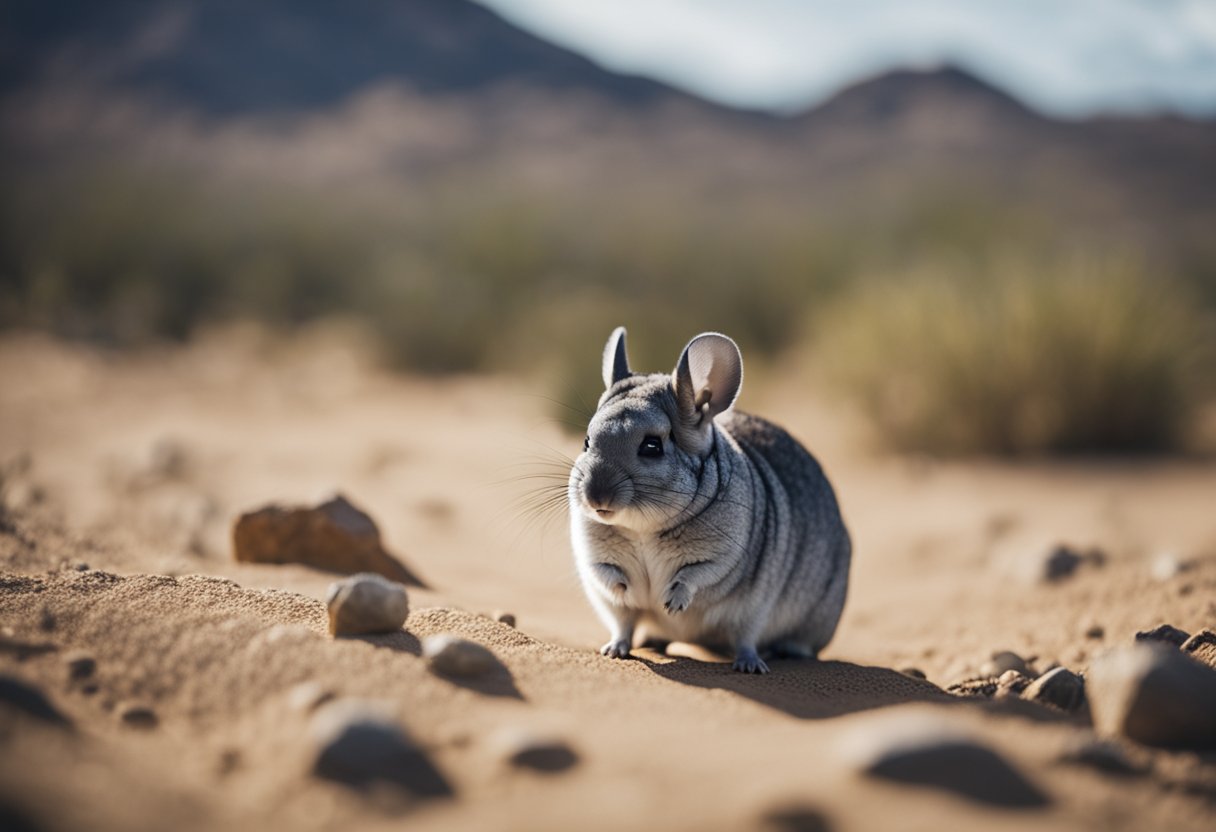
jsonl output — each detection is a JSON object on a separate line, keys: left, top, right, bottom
{"left": 569, "top": 326, "right": 851, "bottom": 673}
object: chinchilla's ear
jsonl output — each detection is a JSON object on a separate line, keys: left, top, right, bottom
{"left": 602, "top": 326, "right": 631, "bottom": 389}
{"left": 672, "top": 332, "right": 742, "bottom": 450}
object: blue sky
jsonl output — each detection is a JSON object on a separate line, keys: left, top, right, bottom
{"left": 477, "top": 0, "right": 1216, "bottom": 118}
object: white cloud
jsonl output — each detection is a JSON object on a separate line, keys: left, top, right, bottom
{"left": 476, "top": 0, "right": 1216, "bottom": 117}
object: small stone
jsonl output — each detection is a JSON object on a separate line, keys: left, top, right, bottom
{"left": 995, "top": 670, "right": 1031, "bottom": 700}
{"left": 1087, "top": 644, "right": 1216, "bottom": 748}
{"left": 981, "top": 650, "right": 1028, "bottom": 678}
{"left": 494, "top": 611, "right": 516, "bottom": 628}
{"left": 325, "top": 573, "right": 409, "bottom": 637}
{"left": 1149, "top": 552, "right": 1191, "bottom": 582}
{"left": 1022, "top": 667, "right": 1085, "bottom": 712}
{"left": 899, "top": 667, "right": 926, "bottom": 680}
{"left": 64, "top": 651, "right": 96, "bottom": 681}
{"left": 288, "top": 682, "right": 335, "bottom": 713}
{"left": 424, "top": 635, "right": 499, "bottom": 678}
{"left": 760, "top": 806, "right": 833, "bottom": 832}
{"left": 1084, "top": 624, "right": 1105, "bottom": 640}
{"left": 310, "top": 701, "right": 451, "bottom": 796}
{"left": 1180, "top": 630, "right": 1216, "bottom": 670}
{"left": 1057, "top": 737, "right": 1147, "bottom": 777}
{"left": 1134, "top": 624, "right": 1190, "bottom": 648}
{"left": 38, "top": 607, "right": 56, "bottom": 632}
{"left": 118, "top": 703, "right": 158, "bottom": 729}
{"left": 842, "top": 712, "right": 1049, "bottom": 807}
{"left": 1042, "top": 545, "right": 1082, "bottom": 581}
{"left": 495, "top": 730, "right": 579, "bottom": 773}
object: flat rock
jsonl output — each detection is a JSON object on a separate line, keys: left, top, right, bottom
{"left": 1134, "top": 624, "right": 1190, "bottom": 648}
{"left": 325, "top": 573, "right": 409, "bottom": 636}
{"left": 842, "top": 712, "right": 1048, "bottom": 807}
{"left": 424, "top": 635, "right": 499, "bottom": 678}
{"left": 1087, "top": 644, "right": 1216, "bottom": 748}
{"left": 233, "top": 494, "right": 426, "bottom": 587}
{"left": 1180, "top": 629, "right": 1216, "bottom": 669}
{"left": 310, "top": 701, "right": 451, "bottom": 797}
{"left": 1022, "top": 667, "right": 1085, "bottom": 712}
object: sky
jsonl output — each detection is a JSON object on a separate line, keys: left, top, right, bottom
{"left": 477, "top": 0, "right": 1216, "bottom": 118}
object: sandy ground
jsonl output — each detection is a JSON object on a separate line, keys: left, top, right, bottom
{"left": 1, "top": 327, "right": 1214, "bottom": 832}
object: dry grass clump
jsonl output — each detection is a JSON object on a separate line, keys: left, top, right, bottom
{"left": 819, "top": 256, "right": 1213, "bottom": 454}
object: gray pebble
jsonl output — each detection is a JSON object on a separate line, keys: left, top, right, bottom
{"left": 981, "top": 650, "right": 1028, "bottom": 678}
{"left": 1022, "top": 667, "right": 1085, "bottom": 712}
{"left": 1134, "top": 624, "right": 1190, "bottom": 648}
{"left": 325, "top": 573, "right": 409, "bottom": 637}
{"left": 497, "top": 730, "right": 579, "bottom": 773}
{"left": 64, "top": 651, "right": 96, "bottom": 680}
{"left": 423, "top": 635, "right": 499, "bottom": 678}
{"left": 310, "top": 701, "right": 450, "bottom": 796}
{"left": 118, "top": 703, "right": 158, "bottom": 729}
{"left": 1088, "top": 644, "right": 1216, "bottom": 748}
{"left": 494, "top": 611, "right": 516, "bottom": 628}
{"left": 842, "top": 713, "right": 1048, "bottom": 807}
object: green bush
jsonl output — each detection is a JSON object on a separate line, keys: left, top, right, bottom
{"left": 817, "top": 255, "right": 1214, "bottom": 454}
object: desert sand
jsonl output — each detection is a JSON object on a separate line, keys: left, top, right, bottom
{"left": 1, "top": 327, "right": 1214, "bottom": 832}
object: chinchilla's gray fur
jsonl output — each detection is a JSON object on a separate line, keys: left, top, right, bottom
{"left": 568, "top": 326, "right": 851, "bottom": 673}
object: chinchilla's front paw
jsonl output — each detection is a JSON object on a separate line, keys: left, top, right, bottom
{"left": 591, "top": 563, "right": 630, "bottom": 601}
{"left": 662, "top": 580, "right": 694, "bottom": 615}
{"left": 600, "top": 639, "right": 632, "bottom": 659}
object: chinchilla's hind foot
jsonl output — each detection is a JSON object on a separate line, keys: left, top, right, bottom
{"left": 770, "top": 640, "right": 818, "bottom": 660}
{"left": 732, "top": 646, "right": 770, "bottom": 674}
{"left": 600, "top": 639, "right": 633, "bottom": 659}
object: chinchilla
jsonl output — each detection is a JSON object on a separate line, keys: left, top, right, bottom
{"left": 568, "top": 326, "right": 851, "bottom": 673}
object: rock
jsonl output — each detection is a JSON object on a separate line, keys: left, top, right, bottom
{"left": 63, "top": 651, "right": 96, "bottom": 681}
{"left": 1057, "top": 737, "right": 1147, "bottom": 777}
{"left": 1149, "top": 552, "right": 1191, "bottom": 582}
{"left": 1180, "top": 630, "right": 1216, "bottom": 670}
{"left": 310, "top": 701, "right": 451, "bottom": 797}
{"left": 495, "top": 730, "right": 579, "bottom": 773}
{"left": 1039, "top": 543, "right": 1104, "bottom": 583}
{"left": 0, "top": 675, "right": 73, "bottom": 729}
{"left": 325, "top": 573, "right": 409, "bottom": 637}
{"left": 995, "top": 670, "right": 1031, "bottom": 700}
{"left": 287, "top": 682, "right": 335, "bottom": 713}
{"left": 981, "top": 650, "right": 1028, "bottom": 678}
{"left": 424, "top": 635, "right": 499, "bottom": 678}
{"left": 899, "top": 667, "right": 926, "bottom": 680}
{"left": 1087, "top": 644, "right": 1216, "bottom": 748}
{"left": 233, "top": 494, "right": 426, "bottom": 587}
{"left": 494, "top": 611, "right": 516, "bottom": 628}
{"left": 842, "top": 712, "right": 1048, "bottom": 807}
{"left": 118, "top": 703, "right": 158, "bottom": 729}
{"left": 1084, "top": 624, "right": 1105, "bottom": 640}
{"left": 760, "top": 806, "right": 833, "bottom": 832}
{"left": 1022, "top": 667, "right": 1085, "bottom": 712}
{"left": 1134, "top": 624, "right": 1190, "bottom": 648}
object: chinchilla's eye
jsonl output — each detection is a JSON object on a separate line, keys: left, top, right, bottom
{"left": 638, "top": 436, "right": 663, "bottom": 458}
{"left": 584, "top": 436, "right": 590, "bottom": 452}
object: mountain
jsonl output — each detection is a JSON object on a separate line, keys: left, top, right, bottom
{"left": 0, "top": 0, "right": 716, "bottom": 115}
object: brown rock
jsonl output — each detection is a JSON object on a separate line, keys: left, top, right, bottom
{"left": 424, "top": 635, "right": 499, "bottom": 678}
{"left": 118, "top": 703, "right": 158, "bottom": 729}
{"left": 1180, "top": 629, "right": 1216, "bottom": 669}
{"left": 1088, "top": 644, "right": 1216, "bottom": 748}
{"left": 494, "top": 611, "right": 516, "bottom": 628}
{"left": 232, "top": 494, "right": 426, "bottom": 587}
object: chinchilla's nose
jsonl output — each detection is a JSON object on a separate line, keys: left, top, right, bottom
{"left": 582, "top": 466, "right": 619, "bottom": 509}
